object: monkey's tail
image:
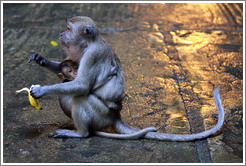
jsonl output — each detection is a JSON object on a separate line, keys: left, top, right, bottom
{"left": 117, "top": 86, "right": 225, "bottom": 141}
{"left": 95, "top": 127, "right": 157, "bottom": 140}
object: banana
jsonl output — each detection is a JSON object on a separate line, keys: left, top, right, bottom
{"left": 16, "top": 85, "right": 42, "bottom": 110}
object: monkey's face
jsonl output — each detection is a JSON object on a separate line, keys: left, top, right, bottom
{"left": 60, "top": 60, "right": 78, "bottom": 80}
{"left": 60, "top": 20, "right": 77, "bottom": 47}
{"left": 60, "top": 17, "right": 98, "bottom": 48}
{"left": 62, "top": 65, "right": 77, "bottom": 79}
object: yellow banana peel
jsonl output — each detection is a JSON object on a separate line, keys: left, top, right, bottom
{"left": 16, "top": 85, "right": 42, "bottom": 110}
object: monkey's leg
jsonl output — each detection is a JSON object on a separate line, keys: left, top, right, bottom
{"left": 50, "top": 104, "right": 89, "bottom": 138}
{"left": 50, "top": 96, "right": 93, "bottom": 138}
{"left": 58, "top": 95, "right": 72, "bottom": 118}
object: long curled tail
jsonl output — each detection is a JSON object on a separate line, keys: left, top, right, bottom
{"left": 116, "top": 86, "right": 225, "bottom": 141}
{"left": 95, "top": 127, "right": 157, "bottom": 140}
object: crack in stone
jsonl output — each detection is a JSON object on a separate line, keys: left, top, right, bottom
{"left": 163, "top": 31, "right": 212, "bottom": 163}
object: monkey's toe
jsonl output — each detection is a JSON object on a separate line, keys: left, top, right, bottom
{"left": 49, "top": 131, "right": 64, "bottom": 138}
{"left": 50, "top": 130, "right": 69, "bottom": 138}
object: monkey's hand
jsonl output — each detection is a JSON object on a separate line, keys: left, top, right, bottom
{"left": 30, "top": 85, "right": 45, "bottom": 99}
{"left": 28, "top": 53, "right": 47, "bottom": 66}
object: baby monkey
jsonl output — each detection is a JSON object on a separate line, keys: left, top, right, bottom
{"left": 57, "top": 59, "right": 78, "bottom": 82}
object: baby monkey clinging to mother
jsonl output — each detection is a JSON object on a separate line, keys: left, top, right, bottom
{"left": 28, "top": 16, "right": 224, "bottom": 141}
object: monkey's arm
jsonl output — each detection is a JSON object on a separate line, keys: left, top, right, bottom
{"left": 31, "top": 80, "right": 91, "bottom": 99}
{"left": 28, "top": 53, "right": 61, "bottom": 74}
{"left": 30, "top": 51, "right": 99, "bottom": 99}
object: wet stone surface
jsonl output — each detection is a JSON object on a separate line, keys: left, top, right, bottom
{"left": 2, "top": 3, "right": 243, "bottom": 163}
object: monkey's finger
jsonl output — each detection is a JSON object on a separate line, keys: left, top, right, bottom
{"left": 39, "top": 59, "right": 47, "bottom": 66}
{"left": 28, "top": 53, "right": 45, "bottom": 64}
{"left": 30, "top": 89, "right": 40, "bottom": 99}
{"left": 28, "top": 53, "right": 38, "bottom": 63}
{"left": 30, "top": 85, "right": 42, "bottom": 99}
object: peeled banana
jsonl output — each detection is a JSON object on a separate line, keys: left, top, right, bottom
{"left": 16, "top": 85, "right": 42, "bottom": 110}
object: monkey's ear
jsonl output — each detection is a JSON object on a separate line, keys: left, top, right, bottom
{"left": 82, "top": 26, "right": 96, "bottom": 39}
{"left": 58, "top": 73, "right": 65, "bottom": 80}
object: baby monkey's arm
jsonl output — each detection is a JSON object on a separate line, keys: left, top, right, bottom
{"left": 28, "top": 53, "right": 61, "bottom": 74}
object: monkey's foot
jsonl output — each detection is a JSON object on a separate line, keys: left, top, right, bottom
{"left": 50, "top": 129, "right": 88, "bottom": 138}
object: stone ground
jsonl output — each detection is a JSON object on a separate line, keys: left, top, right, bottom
{"left": 2, "top": 3, "right": 244, "bottom": 163}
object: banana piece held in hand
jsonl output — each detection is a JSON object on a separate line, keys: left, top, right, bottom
{"left": 16, "top": 85, "right": 42, "bottom": 110}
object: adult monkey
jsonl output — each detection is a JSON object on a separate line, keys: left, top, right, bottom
{"left": 29, "top": 16, "right": 225, "bottom": 141}
{"left": 29, "top": 16, "right": 156, "bottom": 139}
